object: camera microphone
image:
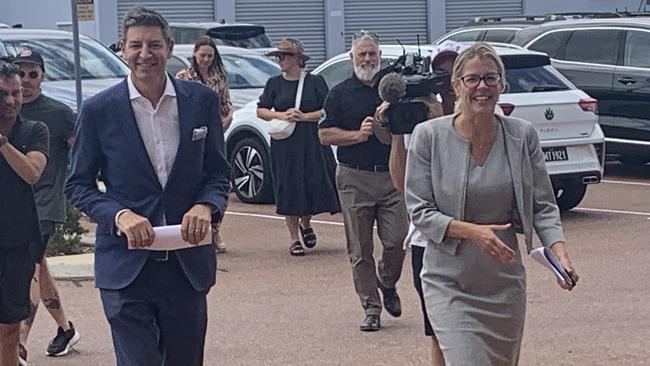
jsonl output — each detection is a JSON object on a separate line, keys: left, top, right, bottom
{"left": 378, "top": 73, "right": 406, "bottom": 104}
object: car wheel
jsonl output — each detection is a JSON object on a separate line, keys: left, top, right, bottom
{"left": 554, "top": 181, "right": 587, "bottom": 212}
{"left": 230, "top": 137, "right": 274, "bottom": 204}
{"left": 618, "top": 154, "right": 650, "bottom": 166}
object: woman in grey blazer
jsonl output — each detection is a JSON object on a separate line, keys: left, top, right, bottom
{"left": 404, "top": 43, "right": 579, "bottom": 365}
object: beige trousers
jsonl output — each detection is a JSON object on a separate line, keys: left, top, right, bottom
{"left": 336, "top": 166, "right": 408, "bottom": 316}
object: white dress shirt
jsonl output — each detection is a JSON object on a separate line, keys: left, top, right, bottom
{"left": 127, "top": 74, "right": 180, "bottom": 188}
{"left": 115, "top": 75, "right": 180, "bottom": 229}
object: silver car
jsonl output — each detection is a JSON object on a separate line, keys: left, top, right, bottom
{"left": 169, "top": 44, "right": 279, "bottom": 110}
{"left": 0, "top": 29, "right": 129, "bottom": 112}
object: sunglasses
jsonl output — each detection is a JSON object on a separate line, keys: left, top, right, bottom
{"left": 353, "top": 30, "right": 379, "bottom": 42}
{"left": 19, "top": 70, "right": 41, "bottom": 79}
{"left": 275, "top": 53, "right": 296, "bottom": 61}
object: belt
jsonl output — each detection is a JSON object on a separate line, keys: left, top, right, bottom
{"left": 339, "top": 162, "right": 389, "bottom": 172}
{"left": 148, "top": 251, "right": 176, "bottom": 262}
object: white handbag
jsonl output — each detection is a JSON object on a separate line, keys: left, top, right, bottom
{"left": 268, "top": 71, "right": 306, "bottom": 140}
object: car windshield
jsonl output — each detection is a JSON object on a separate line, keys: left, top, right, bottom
{"left": 222, "top": 54, "right": 279, "bottom": 89}
{"left": 505, "top": 65, "right": 569, "bottom": 94}
{"left": 3, "top": 37, "right": 129, "bottom": 81}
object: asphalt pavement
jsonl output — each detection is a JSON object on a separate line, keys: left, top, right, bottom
{"left": 28, "top": 161, "right": 650, "bottom": 366}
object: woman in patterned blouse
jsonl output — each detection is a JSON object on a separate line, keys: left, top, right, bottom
{"left": 176, "top": 35, "right": 233, "bottom": 252}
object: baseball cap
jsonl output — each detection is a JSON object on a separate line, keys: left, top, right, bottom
{"left": 431, "top": 40, "right": 465, "bottom": 68}
{"left": 14, "top": 49, "right": 45, "bottom": 72}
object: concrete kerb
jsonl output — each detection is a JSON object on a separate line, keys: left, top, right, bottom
{"left": 46, "top": 233, "right": 96, "bottom": 281}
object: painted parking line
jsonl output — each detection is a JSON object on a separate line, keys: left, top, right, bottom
{"left": 230, "top": 207, "right": 650, "bottom": 224}
{"left": 227, "top": 211, "right": 344, "bottom": 226}
{"left": 601, "top": 179, "right": 650, "bottom": 187}
{"left": 574, "top": 207, "right": 650, "bottom": 217}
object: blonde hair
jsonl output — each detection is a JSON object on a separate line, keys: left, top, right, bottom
{"left": 451, "top": 42, "right": 506, "bottom": 113}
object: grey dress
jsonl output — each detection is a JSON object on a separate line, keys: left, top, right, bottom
{"left": 423, "top": 123, "right": 526, "bottom": 365}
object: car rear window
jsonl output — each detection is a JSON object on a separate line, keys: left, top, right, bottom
{"left": 500, "top": 53, "right": 569, "bottom": 93}
{"left": 505, "top": 65, "right": 570, "bottom": 94}
{"left": 207, "top": 26, "right": 273, "bottom": 49}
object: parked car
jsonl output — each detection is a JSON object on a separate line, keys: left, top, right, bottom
{"left": 169, "top": 22, "right": 275, "bottom": 56}
{"left": 510, "top": 16, "right": 650, "bottom": 165}
{"left": 170, "top": 44, "right": 280, "bottom": 110}
{"left": 0, "top": 29, "right": 128, "bottom": 112}
{"left": 228, "top": 44, "right": 605, "bottom": 210}
{"left": 437, "top": 13, "right": 650, "bottom": 165}
{"left": 434, "top": 15, "right": 554, "bottom": 44}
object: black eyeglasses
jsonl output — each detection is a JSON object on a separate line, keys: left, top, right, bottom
{"left": 459, "top": 73, "right": 501, "bottom": 88}
{"left": 19, "top": 70, "right": 40, "bottom": 79}
{"left": 353, "top": 30, "right": 379, "bottom": 42}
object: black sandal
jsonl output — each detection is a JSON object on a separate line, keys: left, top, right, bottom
{"left": 289, "top": 241, "right": 305, "bottom": 256}
{"left": 299, "top": 225, "right": 317, "bottom": 248}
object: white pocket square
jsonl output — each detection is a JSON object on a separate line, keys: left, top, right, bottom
{"left": 192, "top": 126, "right": 208, "bottom": 141}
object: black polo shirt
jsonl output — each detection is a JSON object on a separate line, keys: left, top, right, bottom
{"left": 0, "top": 116, "right": 49, "bottom": 250}
{"left": 319, "top": 73, "right": 390, "bottom": 166}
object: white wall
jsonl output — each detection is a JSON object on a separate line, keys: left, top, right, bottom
{"left": 0, "top": 0, "right": 118, "bottom": 45}
{"left": 0, "top": 0, "right": 72, "bottom": 29}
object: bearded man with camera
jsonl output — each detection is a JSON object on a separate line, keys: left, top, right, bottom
{"left": 318, "top": 31, "right": 407, "bottom": 332}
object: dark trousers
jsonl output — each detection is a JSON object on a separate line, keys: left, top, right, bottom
{"left": 411, "top": 245, "right": 434, "bottom": 336}
{"left": 100, "top": 253, "right": 208, "bottom": 366}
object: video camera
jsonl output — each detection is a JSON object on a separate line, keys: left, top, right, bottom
{"left": 378, "top": 40, "right": 451, "bottom": 134}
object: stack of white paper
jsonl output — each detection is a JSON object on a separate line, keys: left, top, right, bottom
{"left": 128, "top": 225, "right": 212, "bottom": 251}
{"left": 530, "top": 247, "right": 574, "bottom": 286}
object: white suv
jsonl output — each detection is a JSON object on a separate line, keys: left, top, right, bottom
{"left": 227, "top": 44, "right": 605, "bottom": 210}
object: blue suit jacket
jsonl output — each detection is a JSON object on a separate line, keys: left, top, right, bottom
{"left": 65, "top": 77, "right": 231, "bottom": 292}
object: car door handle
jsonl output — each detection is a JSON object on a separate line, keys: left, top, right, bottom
{"left": 617, "top": 77, "right": 637, "bottom": 86}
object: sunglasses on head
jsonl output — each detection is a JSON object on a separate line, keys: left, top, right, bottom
{"left": 0, "top": 61, "right": 20, "bottom": 74}
{"left": 19, "top": 70, "right": 41, "bottom": 79}
{"left": 353, "top": 30, "right": 379, "bottom": 41}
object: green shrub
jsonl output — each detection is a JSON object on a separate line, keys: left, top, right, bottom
{"left": 45, "top": 201, "right": 88, "bottom": 256}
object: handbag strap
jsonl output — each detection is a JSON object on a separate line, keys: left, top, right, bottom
{"left": 294, "top": 71, "right": 306, "bottom": 109}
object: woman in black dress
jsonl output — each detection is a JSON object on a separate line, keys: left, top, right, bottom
{"left": 257, "top": 38, "right": 340, "bottom": 256}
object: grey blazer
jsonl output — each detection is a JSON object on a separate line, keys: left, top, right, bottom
{"left": 404, "top": 114, "right": 565, "bottom": 255}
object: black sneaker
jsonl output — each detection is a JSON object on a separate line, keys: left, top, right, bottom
{"left": 379, "top": 284, "right": 402, "bottom": 318}
{"left": 46, "top": 321, "right": 80, "bottom": 357}
{"left": 18, "top": 343, "right": 27, "bottom": 366}
{"left": 359, "top": 314, "right": 381, "bottom": 332}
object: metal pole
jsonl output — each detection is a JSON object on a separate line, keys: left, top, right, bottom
{"left": 71, "top": 0, "right": 82, "bottom": 111}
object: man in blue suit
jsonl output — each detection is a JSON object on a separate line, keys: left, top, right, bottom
{"left": 65, "top": 7, "right": 230, "bottom": 365}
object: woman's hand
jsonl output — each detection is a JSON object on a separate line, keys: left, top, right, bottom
{"left": 468, "top": 223, "right": 515, "bottom": 263}
{"left": 551, "top": 242, "right": 579, "bottom": 291}
{"left": 285, "top": 108, "right": 305, "bottom": 122}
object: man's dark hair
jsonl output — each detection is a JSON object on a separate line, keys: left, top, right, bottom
{"left": 121, "top": 6, "right": 172, "bottom": 43}
{"left": 0, "top": 56, "right": 20, "bottom": 78}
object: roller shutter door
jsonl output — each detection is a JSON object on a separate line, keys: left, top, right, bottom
{"left": 236, "top": 0, "right": 326, "bottom": 68}
{"left": 344, "top": 0, "right": 429, "bottom": 48}
{"left": 446, "top": 0, "right": 524, "bottom": 31}
{"left": 117, "top": 1, "right": 215, "bottom": 34}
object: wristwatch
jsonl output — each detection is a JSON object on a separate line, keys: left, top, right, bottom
{"left": 0, "top": 133, "right": 8, "bottom": 149}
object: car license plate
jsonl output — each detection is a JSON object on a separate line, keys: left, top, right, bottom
{"left": 543, "top": 147, "right": 568, "bottom": 162}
